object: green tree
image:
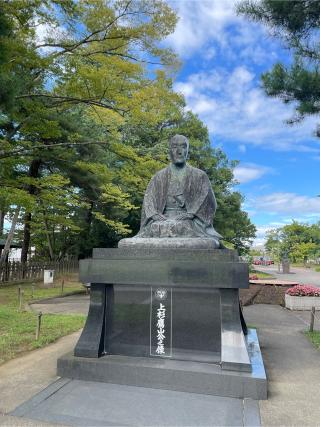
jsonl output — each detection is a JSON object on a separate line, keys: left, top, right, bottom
{"left": 0, "top": 0, "right": 183, "bottom": 260}
{"left": 291, "top": 242, "right": 318, "bottom": 265}
{"left": 237, "top": 0, "right": 320, "bottom": 134}
{"left": 0, "top": 0, "right": 256, "bottom": 259}
{"left": 265, "top": 221, "right": 320, "bottom": 264}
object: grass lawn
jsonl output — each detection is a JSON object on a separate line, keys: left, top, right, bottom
{"left": 305, "top": 331, "right": 320, "bottom": 350}
{"left": 250, "top": 269, "right": 275, "bottom": 279}
{"left": 0, "top": 275, "right": 86, "bottom": 365}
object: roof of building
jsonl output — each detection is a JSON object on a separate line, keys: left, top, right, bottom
{"left": 0, "top": 238, "right": 22, "bottom": 248}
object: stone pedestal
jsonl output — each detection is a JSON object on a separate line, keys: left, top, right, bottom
{"left": 282, "top": 259, "right": 290, "bottom": 274}
{"left": 57, "top": 247, "right": 267, "bottom": 399}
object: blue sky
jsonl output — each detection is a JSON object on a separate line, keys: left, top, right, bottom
{"left": 163, "top": 0, "right": 320, "bottom": 246}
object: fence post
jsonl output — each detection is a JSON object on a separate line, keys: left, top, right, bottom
{"left": 61, "top": 278, "right": 65, "bottom": 294}
{"left": 36, "top": 312, "right": 42, "bottom": 340}
{"left": 310, "top": 306, "right": 315, "bottom": 332}
{"left": 19, "top": 288, "right": 24, "bottom": 311}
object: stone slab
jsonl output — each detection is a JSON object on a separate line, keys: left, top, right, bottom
{"left": 11, "top": 378, "right": 261, "bottom": 426}
{"left": 80, "top": 248, "right": 248, "bottom": 289}
{"left": 118, "top": 237, "right": 221, "bottom": 249}
{"left": 92, "top": 247, "right": 237, "bottom": 261}
{"left": 58, "top": 329, "right": 266, "bottom": 400}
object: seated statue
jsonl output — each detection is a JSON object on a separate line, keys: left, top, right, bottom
{"left": 118, "top": 135, "right": 223, "bottom": 249}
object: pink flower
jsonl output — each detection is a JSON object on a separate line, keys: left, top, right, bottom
{"left": 286, "top": 284, "right": 320, "bottom": 297}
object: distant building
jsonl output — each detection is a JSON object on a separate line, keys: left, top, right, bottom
{"left": 0, "top": 238, "right": 22, "bottom": 261}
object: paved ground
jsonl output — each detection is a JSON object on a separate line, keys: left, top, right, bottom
{"left": 30, "top": 294, "right": 90, "bottom": 315}
{"left": 245, "top": 304, "right": 320, "bottom": 426}
{"left": 10, "top": 378, "right": 260, "bottom": 427}
{"left": 255, "top": 265, "right": 320, "bottom": 287}
{"left": 0, "top": 331, "right": 81, "bottom": 426}
{"left": 4, "top": 294, "right": 320, "bottom": 426}
{"left": 250, "top": 279, "right": 299, "bottom": 286}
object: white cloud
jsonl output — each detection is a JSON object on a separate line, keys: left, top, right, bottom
{"left": 167, "top": 0, "right": 238, "bottom": 57}
{"left": 34, "top": 15, "right": 70, "bottom": 55}
{"left": 167, "top": 0, "right": 282, "bottom": 65}
{"left": 245, "top": 194, "right": 320, "bottom": 246}
{"left": 251, "top": 225, "right": 274, "bottom": 247}
{"left": 238, "top": 144, "right": 246, "bottom": 153}
{"left": 253, "top": 192, "right": 320, "bottom": 215}
{"left": 233, "top": 163, "right": 272, "bottom": 184}
{"left": 167, "top": 1, "right": 319, "bottom": 152}
{"left": 174, "top": 66, "right": 319, "bottom": 151}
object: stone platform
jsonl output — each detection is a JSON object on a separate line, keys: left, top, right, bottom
{"left": 58, "top": 247, "right": 267, "bottom": 401}
{"left": 58, "top": 329, "right": 267, "bottom": 400}
{"left": 118, "top": 237, "right": 220, "bottom": 249}
{"left": 11, "top": 378, "right": 261, "bottom": 426}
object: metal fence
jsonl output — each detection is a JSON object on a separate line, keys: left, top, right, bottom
{"left": 0, "top": 259, "right": 78, "bottom": 283}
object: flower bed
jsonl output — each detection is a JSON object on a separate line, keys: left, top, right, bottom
{"left": 286, "top": 285, "right": 320, "bottom": 297}
{"left": 285, "top": 285, "right": 320, "bottom": 310}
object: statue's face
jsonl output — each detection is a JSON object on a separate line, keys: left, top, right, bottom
{"left": 169, "top": 137, "right": 189, "bottom": 166}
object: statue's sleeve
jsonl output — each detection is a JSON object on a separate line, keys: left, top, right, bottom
{"left": 188, "top": 172, "right": 216, "bottom": 226}
{"left": 140, "top": 175, "right": 160, "bottom": 227}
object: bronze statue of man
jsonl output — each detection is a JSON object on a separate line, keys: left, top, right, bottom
{"left": 133, "top": 134, "right": 222, "bottom": 248}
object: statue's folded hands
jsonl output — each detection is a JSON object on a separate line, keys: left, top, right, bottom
{"left": 151, "top": 213, "right": 167, "bottom": 222}
{"left": 175, "top": 212, "right": 195, "bottom": 221}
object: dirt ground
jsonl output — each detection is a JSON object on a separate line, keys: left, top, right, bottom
{"left": 240, "top": 284, "right": 291, "bottom": 306}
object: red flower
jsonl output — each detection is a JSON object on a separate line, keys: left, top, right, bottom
{"left": 286, "top": 285, "right": 320, "bottom": 297}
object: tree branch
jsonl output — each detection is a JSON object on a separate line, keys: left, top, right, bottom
{"left": 34, "top": 1, "right": 144, "bottom": 59}
{"left": 15, "top": 93, "right": 128, "bottom": 114}
{"left": 0, "top": 141, "right": 112, "bottom": 160}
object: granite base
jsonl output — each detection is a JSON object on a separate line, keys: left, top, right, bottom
{"left": 118, "top": 237, "right": 220, "bottom": 249}
{"left": 11, "top": 378, "right": 261, "bottom": 426}
{"left": 58, "top": 329, "right": 267, "bottom": 400}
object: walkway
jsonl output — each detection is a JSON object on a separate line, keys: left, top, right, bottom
{"left": 2, "top": 297, "right": 320, "bottom": 426}
{"left": 245, "top": 304, "right": 320, "bottom": 426}
{"left": 255, "top": 265, "right": 320, "bottom": 287}
{"left": 30, "top": 294, "right": 89, "bottom": 315}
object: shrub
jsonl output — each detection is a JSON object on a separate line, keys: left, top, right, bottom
{"left": 286, "top": 285, "right": 320, "bottom": 297}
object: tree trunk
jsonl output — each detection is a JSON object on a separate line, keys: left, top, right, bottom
{"left": 21, "top": 212, "right": 32, "bottom": 263}
{"left": 0, "top": 210, "right": 4, "bottom": 258}
{"left": 0, "top": 210, "right": 4, "bottom": 235}
{"left": 44, "top": 216, "right": 54, "bottom": 260}
{"left": 0, "top": 207, "right": 20, "bottom": 264}
{"left": 20, "top": 159, "right": 41, "bottom": 262}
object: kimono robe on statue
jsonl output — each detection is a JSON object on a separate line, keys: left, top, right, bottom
{"left": 137, "top": 164, "right": 222, "bottom": 239}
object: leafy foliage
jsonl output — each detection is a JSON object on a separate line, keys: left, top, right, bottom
{"left": 0, "top": 0, "right": 256, "bottom": 259}
{"left": 265, "top": 221, "right": 320, "bottom": 263}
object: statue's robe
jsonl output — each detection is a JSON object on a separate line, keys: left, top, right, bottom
{"left": 138, "top": 164, "right": 222, "bottom": 239}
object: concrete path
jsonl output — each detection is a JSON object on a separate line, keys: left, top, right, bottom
{"left": 30, "top": 294, "right": 89, "bottom": 315}
{"left": 249, "top": 279, "right": 299, "bottom": 286}
{"left": 255, "top": 265, "right": 320, "bottom": 287}
{"left": 0, "top": 331, "right": 81, "bottom": 426}
{"left": 245, "top": 304, "right": 320, "bottom": 426}
{"left": 2, "top": 299, "right": 320, "bottom": 426}
{"left": 11, "top": 378, "right": 260, "bottom": 427}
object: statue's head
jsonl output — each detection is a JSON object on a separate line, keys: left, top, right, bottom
{"left": 169, "top": 135, "right": 189, "bottom": 166}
